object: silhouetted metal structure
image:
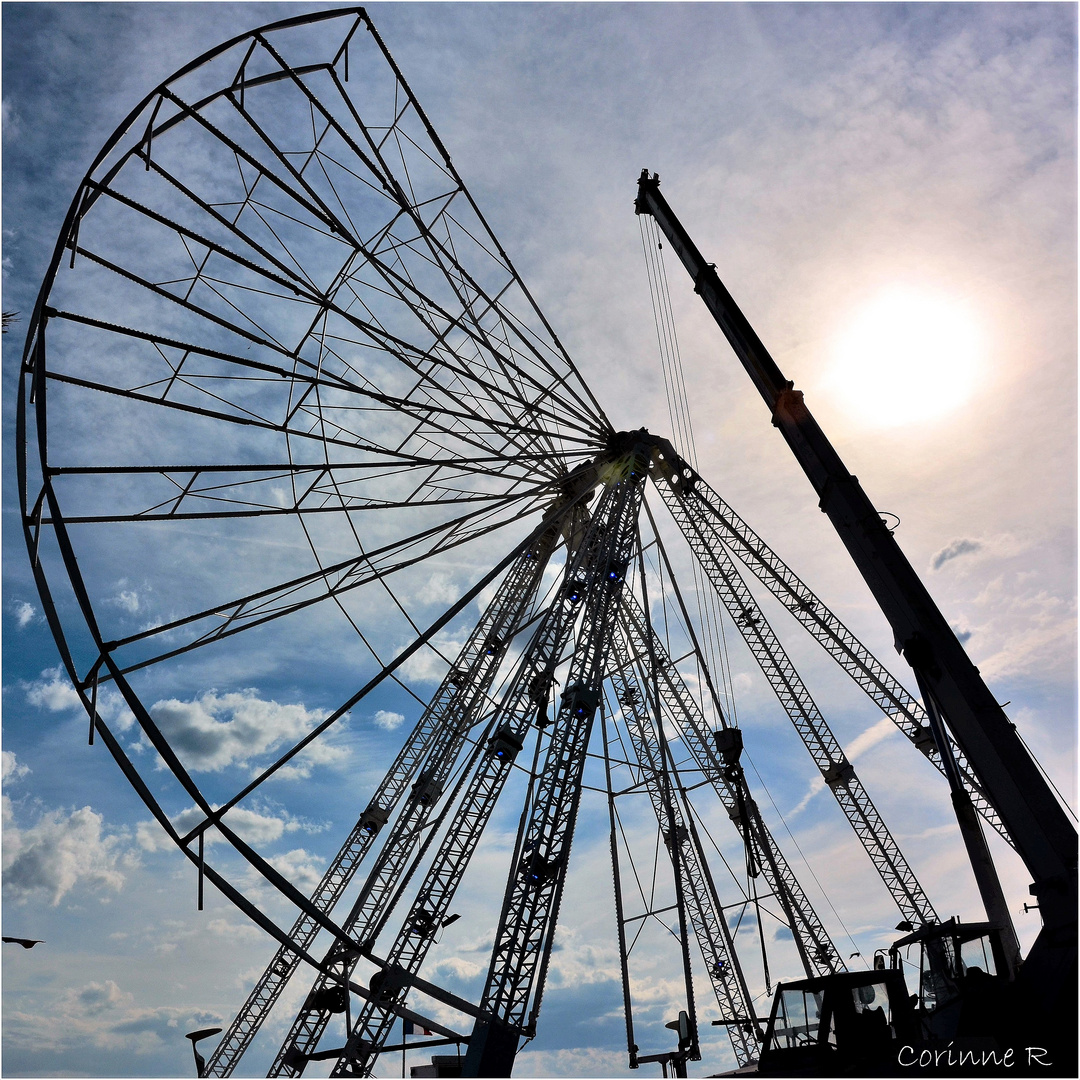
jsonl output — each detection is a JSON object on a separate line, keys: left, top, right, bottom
{"left": 637, "top": 169, "right": 1076, "bottom": 1072}
{"left": 17, "top": 8, "right": 1073, "bottom": 1078}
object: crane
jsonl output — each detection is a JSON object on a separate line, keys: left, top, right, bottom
{"left": 635, "top": 169, "right": 1077, "bottom": 1069}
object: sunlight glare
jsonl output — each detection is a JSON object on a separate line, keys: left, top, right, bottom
{"left": 828, "top": 288, "right": 984, "bottom": 427}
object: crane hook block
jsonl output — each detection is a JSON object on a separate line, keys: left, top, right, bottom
{"left": 368, "top": 964, "right": 410, "bottom": 1003}
{"left": 410, "top": 771, "right": 444, "bottom": 806}
{"left": 520, "top": 852, "right": 561, "bottom": 888}
{"left": 308, "top": 985, "right": 348, "bottom": 1014}
{"left": 561, "top": 682, "right": 600, "bottom": 721}
{"left": 822, "top": 759, "right": 855, "bottom": 789}
{"left": 360, "top": 804, "right": 390, "bottom": 835}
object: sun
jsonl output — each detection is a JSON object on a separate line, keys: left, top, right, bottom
{"left": 827, "top": 287, "right": 985, "bottom": 428}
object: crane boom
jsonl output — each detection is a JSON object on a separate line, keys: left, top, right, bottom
{"left": 634, "top": 171, "right": 1076, "bottom": 940}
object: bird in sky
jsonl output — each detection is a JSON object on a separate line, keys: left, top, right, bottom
{"left": 2, "top": 937, "right": 45, "bottom": 949}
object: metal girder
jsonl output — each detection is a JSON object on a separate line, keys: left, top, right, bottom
{"left": 665, "top": 481, "right": 938, "bottom": 927}
{"left": 651, "top": 455, "right": 1009, "bottom": 847}
{"left": 608, "top": 618, "right": 757, "bottom": 1067}
{"left": 298, "top": 450, "right": 640, "bottom": 1077}
{"left": 206, "top": 532, "right": 556, "bottom": 1076}
{"left": 264, "top": 515, "right": 576, "bottom": 1076}
{"left": 617, "top": 595, "right": 845, "bottom": 980}
{"left": 461, "top": 445, "right": 650, "bottom": 1077}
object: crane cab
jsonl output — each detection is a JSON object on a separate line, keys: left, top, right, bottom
{"left": 889, "top": 919, "right": 1014, "bottom": 1042}
{"left": 754, "top": 921, "right": 1016, "bottom": 1076}
{"left": 757, "top": 970, "right": 917, "bottom": 1076}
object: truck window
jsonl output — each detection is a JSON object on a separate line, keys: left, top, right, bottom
{"left": 769, "top": 989, "right": 823, "bottom": 1050}
{"left": 960, "top": 935, "right": 997, "bottom": 977}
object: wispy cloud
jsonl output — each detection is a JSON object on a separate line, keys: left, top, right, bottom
{"left": 787, "top": 715, "right": 901, "bottom": 816}
{"left": 13, "top": 600, "right": 36, "bottom": 627}
{"left": 3, "top": 976, "right": 222, "bottom": 1058}
{"left": 931, "top": 538, "right": 983, "bottom": 571}
{"left": 969, "top": 581, "right": 1076, "bottom": 684}
{"left": 111, "top": 588, "right": 141, "bottom": 614}
{"left": 135, "top": 802, "right": 325, "bottom": 854}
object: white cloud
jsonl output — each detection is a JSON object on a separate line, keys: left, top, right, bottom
{"left": 113, "top": 589, "right": 141, "bottom": 614}
{"left": 2, "top": 796, "right": 131, "bottom": 906}
{"left": 2, "top": 750, "right": 30, "bottom": 781}
{"left": 844, "top": 714, "right": 901, "bottom": 761}
{"left": 373, "top": 709, "right": 405, "bottom": 731}
{"left": 430, "top": 955, "right": 484, "bottom": 982}
{"left": 24, "top": 667, "right": 136, "bottom": 731}
{"left": 1, "top": 98, "right": 20, "bottom": 142}
{"left": 396, "top": 633, "right": 469, "bottom": 685}
{"left": 25, "top": 667, "right": 82, "bottom": 712}
{"left": 206, "top": 916, "right": 262, "bottom": 941}
{"left": 13, "top": 600, "right": 36, "bottom": 627}
{"left": 148, "top": 690, "right": 338, "bottom": 773}
{"left": 137, "top": 803, "right": 278, "bottom": 851}
{"left": 543, "top": 921, "right": 620, "bottom": 988}
{"left": 515, "top": 1045, "right": 629, "bottom": 1078}
{"left": 273, "top": 735, "right": 350, "bottom": 780}
{"left": 264, "top": 848, "right": 324, "bottom": 892}
{"left": 418, "top": 572, "right": 462, "bottom": 605}
{"left": 967, "top": 577, "right": 1076, "bottom": 684}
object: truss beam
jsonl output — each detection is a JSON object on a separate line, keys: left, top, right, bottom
{"left": 461, "top": 445, "right": 650, "bottom": 1077}
{"left": 271, "top": 447, "right": 633, "bottom": 1076}
{"left": 660, "top": 475, "right": 937, "bottom": 926}
{"left": 653, "top": 458, "right": 1009, "bottom": 846}
{"left": 207, "top": 531, "right": 557, "bottom": 1075}
{"left": 618, "top": 595, "right": 844, "bottom": 979}
{"left": 608, "top": 618, "right": 756, "bottom": 1066}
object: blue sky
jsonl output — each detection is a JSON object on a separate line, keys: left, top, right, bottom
{"left": 2, "top": 3, "right": 1076, "bottom": 1077}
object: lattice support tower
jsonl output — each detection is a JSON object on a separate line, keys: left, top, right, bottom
{"left": 651, "top": 453, "right": 1009, "bottom": 846}
{"left": 608, "top": 618, "right": 758, "bottom": 1066}
{"left": 206, "top": 528, "right": 561, "bottom": 1075}
{"left": 459, "top": 441, "right": 651, "bottom": 1077}
{"left": 617, "top": 594, "right": 845, "bottom": 979}
{"left": 659, "top": 467, "right": 937, "bottom": 927}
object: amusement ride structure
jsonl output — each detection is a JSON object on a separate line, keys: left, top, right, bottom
{"left": 17, "top": 9, "right": 1076, "bottom": 1077}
